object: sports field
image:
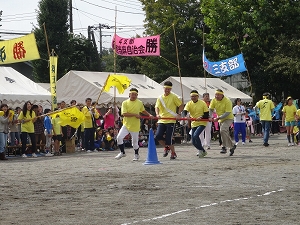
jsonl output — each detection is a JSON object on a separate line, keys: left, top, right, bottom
{"left": 1, "top": 134, "right": 299, "bottom": 225}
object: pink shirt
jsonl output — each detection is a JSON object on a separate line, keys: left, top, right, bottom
{"left": 104, "top": 113, "right": 115, "bottom": 129}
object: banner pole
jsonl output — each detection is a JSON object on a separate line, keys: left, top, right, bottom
{"left": 96, "top": 74, "right": 110, "bottom": 105}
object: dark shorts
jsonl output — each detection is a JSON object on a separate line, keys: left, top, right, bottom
{"left": 53, "top": 135, "right": 62, "bottom": 142}
{"left": 155, "top": 123, "right": 175, "bottom": 145}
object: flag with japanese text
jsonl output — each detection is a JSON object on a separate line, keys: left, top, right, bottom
{"left": 49, "top": 56, "right": 58, "bottom": 110}
{"left": 0, "top": 33, "right": 40, "bottom": 65}
{"left": 103, "top": 74, "right": 131, "bottom": 94}
{"left": 112, "top": 34, "right": 160, "bottom": 57}
{"left": 203, "top": 49, "right": 247, "bottom": 77}
{"left": 50, "top": 107, "right": 85, "bottom": 128}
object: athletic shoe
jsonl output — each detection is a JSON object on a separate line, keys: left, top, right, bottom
{"left": 207, "top": 146, "right": 210, "bottom": 150}
{"left": 229, "top": 145, "right": 236, "bottom": 156}
{"left": 170, "top": 152, "right": 177, "bottom": 160}
{"left": 93, "top": 149, "right": 98, "bottom": 152}
{"left": 199, "top": 150, "right": 207, "bottom": 158}
{"left": 45, "top": 152, "right": 53, "bottom": 157}
{"left": 86, "top": 150, "right": 92, "bottom": 153}
{"left": 22, "top": 154, "right": 27, "bottom": 158}
{"left": 288, "top": 143, "right": 292, "bottom": 147}
{"left": 291, "top": 142, "right": 295, "bottom": 146}
{"left": 242, "top": 142, "right": 245, "bottom": 145}
{"left": 163, "top": 146, "right": 170, "bottom": 157}
{"left": 220, "top": 147, "right": 227, "bottom": 154}
{"left": 263, "top": 143, "right": 269, "bottom": 147}
{"left": 115, "top": 152, "right": 126, "bottom": 160}
{"left": 132, "top": 154, "right": 140, "bottom": 161}
{"left": 249, "top": 140, "right": 253, "bottom": 143}
{"left": 32, "top": 153, "right": 38, "bottom": 158}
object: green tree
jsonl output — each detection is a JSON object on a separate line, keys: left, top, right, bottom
{"left": 140, "top": 0, "right": 204, "bottom": 82}
{"left": 201, "top": 0, "right": 300, "bottom": 101}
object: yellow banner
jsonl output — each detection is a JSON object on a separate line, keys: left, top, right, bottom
{"left": 49, "top": 56, "right": 58, "bottom": 110}
{"left": 103, "top": 74, "right": 131, "bottom": 94}
{"left": 0, "top": 33, "right": 40, "bottom": 64}
{"left": 51, "top": 107, "right": 85, "bottom": 128}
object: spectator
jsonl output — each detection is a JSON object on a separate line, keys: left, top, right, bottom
{"left": 43, "top": 108, "right": 53, "bottom": 157}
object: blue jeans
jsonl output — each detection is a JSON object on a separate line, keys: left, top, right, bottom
{"left": 191, "top": 125, "right": 206, "bottom": 151}
{"left": 155, "top": 123, "right": 175, "bottom": 146}
{"left": 0, "top": 133, "right": 8, "bottom": 153}
{"left": 261, "top": 121, "right": 271, "bottom": 144}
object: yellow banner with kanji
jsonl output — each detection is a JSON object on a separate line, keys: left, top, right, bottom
{"left": 51, "top": 107, "right": 85, "bottom": 128}
{"left": 103, "top": 74, "right": 131, "bottom": 94}
{"left": 49, "top": 56, "right": 58, "bottom": 110}
{"left": 0, "top": 33, "right": 40, "bottom": 64}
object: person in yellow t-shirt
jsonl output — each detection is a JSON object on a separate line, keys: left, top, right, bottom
{"left": 255, "top": 92, "right": 275, "bottom": 147}
{"left": 52, "top": 113, "right": 62, "bottom": 156}
{"left": 18, "top": 101, "right": 37, "bottom": 158}
{"left": 155, "top": 81, "right": 184, "bottom": 160}
{"left": 209, "top": 89, "right": 236, "bottom": 156}
{"left": 282, "top": 96, "right": 297, "bottom": 146}
{"left": 183, "top": 90, "right": 209, "bottom": 158}
{"left": 115, "top": 88, "right": 153, "bottom": 161}
{"left": 82, "top": 98, "right": 100, "bottom": 152}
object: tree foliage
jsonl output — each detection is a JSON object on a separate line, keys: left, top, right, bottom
{"left": 32, "top": 0, "right": 100, "bottom": 82}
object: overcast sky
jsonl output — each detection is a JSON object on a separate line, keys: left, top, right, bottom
{"left": 0, "top": 0, "right": 146, "bottom": 50}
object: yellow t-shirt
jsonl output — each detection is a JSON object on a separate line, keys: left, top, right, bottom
{"left": 255, "top": 99, "right": 274, "bottom": 121}
{"left": 122, "top": 99, "right": 145, "bottom": 132}
{"left": 18, "top": 111, "right": 36, "bottom": 133}
{"left": 51, "top": 117, "right": 61, "bottom": 135}
{"left": 82, "top": 106, "right": 100, "bottom": 129}
{"left": 282, "top": 104, "right": 297, "bottom": 122}
{"left": 155, "top": 93, "right": 182, "bottom": 124}
{"left": 184, "top": 100, "right": 208, "bottom": 128}
{"left": 209, "top": 96, "right": 234, "bottom": 122}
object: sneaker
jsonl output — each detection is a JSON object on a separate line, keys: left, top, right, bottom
{"left": 198, "top": 150, "right": 207, "bottom": 158}
{"left": 288, "top": 143, "right": 292, "bottom": 147}
{"left": 207, "top": 146, "right": 210, "bottom": 150}
{"left": 291, "top": 142, "right": 295, "bottom": 146}
{"left": 220, "top": 147, "right": 227, "bottom": 154}
{"left": 242, "top": 142, "right": 245, "bottom": 145}
{"left": 32, "top": 153, "right": 38, "bottom": 158}
{"left": 93, "top": 149, "right": 98, "bottom": 152}
{"left": 45, "top": 152, "right": 53, "bottom": 157}
{"left": 263, "top": 143, "right": 269, "bottom": 147}
{"left": 86, "top": 150, "right": 92, "bottom": 153}
{"left": 22, "top": 154, "right": 27, "bottom": 158}
{"left": 163, "top": 146, "right": 170, "bottom": 157}
{"left": 229, "top": 145, "right": 236, "bottom": 156}
{"left": 249, "top": 140, "right": 253, "bottom": 143}
{"left": 132, "top": 154, "right": 140, "bottom": 161}
{"left": 170, "top": 152, "right": 177, "bottom": 160}
{"left": 115, "top": 152, "right": 126, "bottom": 160}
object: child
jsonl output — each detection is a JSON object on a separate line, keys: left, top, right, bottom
{"left": 245, "top": 110, "right": 254, "bottom": 143}
{"left": 282, "top": 96, "right": 297, "bottom": 146}
{"left": 43, "top": 109, "right": 53, "bottom": 156}
{"left": 94, "top": 128, "right": 104, "bottom": 150}
{"left": 52, "top": 113, "right": 62, "bottom": 156}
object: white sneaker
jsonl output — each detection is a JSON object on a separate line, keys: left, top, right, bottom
{"left": 133, "top": 154, "right": 140, "bottom": 161}
{"left": 32, "top": 153, "right": 37, "bottom": 158}
{"left": 22, "top": 154, "right": 27, "bottom": 158}
{"left": 288, "top": 143, "right": 292, "bottom": 147}
{"left": 235, "top": 142, "right": 239, "bottom": 145}
{"left": 86, "top": 150, "right": 92, "bottom": 153}
{"left": 115, "top": 152, "right": 126, "bottom": 160}
{"left": 93, "top": 149, "right": 98, "bottom": 152}
{"left": 242, "top": 142, "right": 245, "bottom": 145}
{"left": 45, "top": 152, "right": 53, "bottom": 157}
{"left": 291, "top": 142, "right": 295, "bottom": 146}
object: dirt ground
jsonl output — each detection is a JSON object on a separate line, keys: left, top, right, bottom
{"left": 1, "top": 134, "right": 299, "bottom": 225}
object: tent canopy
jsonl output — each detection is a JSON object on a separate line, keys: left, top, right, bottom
{"left": 57, "top": 70, "right": 164, "bottom": 106}
{"left": 161, "top": 76, "right": 252, "bottom": 103}
{"left": 0, "top": 67, "right": 51, "bottom": 108}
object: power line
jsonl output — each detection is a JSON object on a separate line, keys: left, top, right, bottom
{"left": 1, "top": 12, "right": 36, "bottom": 18}
{"left": 79, "top": 0, "right": 144, "bottom": 15}
{"left": 100, "top": 0, "right": 143, "bottom": 11}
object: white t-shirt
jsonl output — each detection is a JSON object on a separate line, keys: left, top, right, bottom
{"left": 232, "top": 105, "right": 246, "bottom": 123}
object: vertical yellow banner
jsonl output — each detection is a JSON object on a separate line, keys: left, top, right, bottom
{"left": 49, "top": 56, "right": 58, "bottom": 110}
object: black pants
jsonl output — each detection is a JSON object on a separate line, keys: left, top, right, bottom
{"left": 21, "top": 132, "right": 36, "bottom": 154}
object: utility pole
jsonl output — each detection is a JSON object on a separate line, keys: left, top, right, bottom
{"left": 97, "top": 24, "right": 111, "bottom": 58}
{"left": 69, "top": 0, "right": 73, "bottom": 33}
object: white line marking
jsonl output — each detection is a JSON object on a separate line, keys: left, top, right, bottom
{"left": 121, "top": 189, "right": 284, "bottom": 225}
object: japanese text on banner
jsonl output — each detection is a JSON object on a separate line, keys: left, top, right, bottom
{"left": 49, "top": 56, "right": 58, "bottom": 110}
{"left": 112, "top": 34, "right": 160, "bottom": 57}
{"left": 0, "top": 33, "right": 40, "bottom": 65}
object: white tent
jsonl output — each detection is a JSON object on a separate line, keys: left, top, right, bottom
{"left": 57, "top": 70, "right": 164, "bottom": 106}
{"left": 162, "top": 76, "right": 252, "bottom": 103}
{"left": 37, "top": 83, "right": 50, "bottom": 92}
{"left": 0, "top": 67, "right": 51, "bottom": 108}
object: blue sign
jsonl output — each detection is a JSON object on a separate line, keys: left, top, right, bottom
{"left": 203, "top": 50, "right": 247, "bottom": 77}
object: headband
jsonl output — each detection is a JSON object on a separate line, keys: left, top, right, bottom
{"left": 130, "top": 90, "right": 138, "bottom": 94}
{"left": 286, "top": 96, "right": 292, "bottom": 101}
{"left": 164, "top": 85, "right": 172, "bottom": 89}
{"left": 190, "top": 93, "right": 199, "bottom": 97}
{"left": 215, "top": 91, "right": 224, "bottom": 95}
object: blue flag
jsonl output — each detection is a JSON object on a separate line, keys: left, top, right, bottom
{"left": 203, "top": 50, "right": 247, "bottom": 77}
